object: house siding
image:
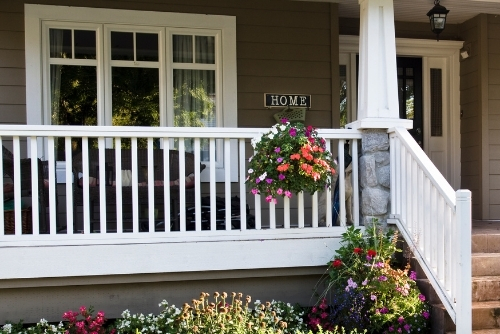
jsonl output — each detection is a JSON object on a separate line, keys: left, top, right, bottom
{"left": 459, "top": 15, "right": 483, "bottom": 219}
{"left": 0, "top": 0, "right": 338, "bottom": 129}
{"left": 487, "top": 15, "right": 500, "bottom": 218}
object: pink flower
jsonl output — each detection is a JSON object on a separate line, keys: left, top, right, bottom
{"left": 274, "top": 147, "right": 281, "bottom": 153}
{"left": 251, "top": 188, "right": 258, "bottom": 195}
{"left": 279, "top": 174, "right": 285, "bottom": 181}
{"left": 277, "top": 188, "right": 283, "bottom": 195}
{"left": 419, "top": 294, "right": 426, "bottom": 302}
{"left": 422, "top": 311, "right": 430, "bottom": 319}
{"left": 320, "top": 312, "right": 328, "bottom": 319}
{"left": 289, "top": 128, "right": 297, "bottom": 137}
{"left": 281, "top": 118, "right": 288, "bottom": 124}
{"left": 284, "top": 190, "right": 292, "bottom": 198}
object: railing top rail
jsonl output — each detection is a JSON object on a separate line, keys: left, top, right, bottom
{"left": 389, "top": 127, "right": 456, "bottom": 208}
{"left": 0, "top": 125, "right": 363, "bottom": 140}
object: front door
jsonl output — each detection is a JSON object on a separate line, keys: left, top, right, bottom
{"left": 397, "top": 57, "right": 423, "bottom": 147}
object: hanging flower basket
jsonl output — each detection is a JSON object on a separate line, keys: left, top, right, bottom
{"left": 246, "top": 119, "right": 337, "bottom": 203}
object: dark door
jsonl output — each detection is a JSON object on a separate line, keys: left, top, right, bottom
{"left": 397, "top": 57, "right": 423, "bottom": 147}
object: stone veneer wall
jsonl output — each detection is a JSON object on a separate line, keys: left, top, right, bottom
{"left": 359, "top": 129, "right": 391, "bottom": 225}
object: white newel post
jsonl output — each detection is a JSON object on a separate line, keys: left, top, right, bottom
{"left": 347, "top": 0, "right": 411, "bottom": 225}
{"left": 456, "top": 190, "right": 472, "bottom": 332}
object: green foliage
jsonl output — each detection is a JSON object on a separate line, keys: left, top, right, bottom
{"left": 247, "top": 121, "right": 336, "bottom": 202}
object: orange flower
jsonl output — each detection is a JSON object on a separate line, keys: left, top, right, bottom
{"left": 290, "top": 153, "right": 301, "bottom": 160}
{"left": 277, "top": 163, "right": 290, "bottom": 172}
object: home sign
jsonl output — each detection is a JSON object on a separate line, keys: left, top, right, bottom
{"left": 264, "top": 94, "right": 311, "bottom": 108}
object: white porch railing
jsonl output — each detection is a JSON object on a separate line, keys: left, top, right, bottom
{"left": 388, "top": 127, "right": 472, "bottom": 332}
{"left": 0, "top": 125, "right": 362, "bottom": 242}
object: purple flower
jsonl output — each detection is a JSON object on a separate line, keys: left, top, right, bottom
{"left": 378, "top": 275, "right": 387, "bottom": 282}
{"left": 266, "top": 178, "right": 273, "bottom": 184}
{"left": 380, "top": 307, "right": 388, "bottom": 314}
{"left": 277, "top": 157, "right": 283, "bottom": 163}
{"left": 305, "top": 130, "right": 311, "bottom": 137}
{"left": 281, "top": 118, "right": 288, "bottom": 124}
{"left": 289, "top": 128, "right": 297, "bottom": 137}
{"left": 274, "top": 147, "right": 281, "bottom": 153}
{"left": 366, "top": 255, "right": 373, "bottom": 261}
{"left": 370, "top": 294, "right": 376, "bottom": 301}
{"left": 388, "top": 326, "right": 394, "bottom": 332}
{"left": 376, "top": 262, "right": 385, "bottom": 268}
{"left": 256, "top": 178, "right": 261, "bottom": 184}
{"left": 398, "top": 316, "right": 404, "bottom": 324}
{"left": 404, "top": 324, "right": 410, "bottom": 332}
{"left": 419, "top": 294, "right": 426, "bottom": 302}
{"left": 279, "top": 174, "right": 285, "bottom": 180}
{"left": 422, "top": 311, "right": 430, "bottom": 319}
{"left": 409, "top": 271, "right": 417, "bottom": 280}
{"left": 362, "top": 279, "right": 368, "bottom": 286}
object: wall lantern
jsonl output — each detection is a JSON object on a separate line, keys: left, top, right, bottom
{"left": 427, "top": 0, "right": 449, "bottom": 41}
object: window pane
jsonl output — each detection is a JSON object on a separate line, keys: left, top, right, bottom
{"left": 111, "top": 67, "right": 160, "bottom": 127}
{"left": 195, "top": 36, "right": 215, "bottom": 64}
{"left": 111, "top": 31, "right": 134, "bottom": 61}
{"left": 339, "top": 65, "right": 347, "bottom": 128}
{"left": 173, "top": 69, "right": 215, "bottom": 158}
{"left": 136, "top": 33, "right": 158, "bottom": 62}
{"left": 50, "top": 65, "right": 97, "bottom": 160}
{"left": 50, "top": 65, "right": 97, "bottom": 126}
{"left": 74, "top": 30, "right": 96, "bottom": 59}
{"left": 173, "top": 35, "right": 193, "bottom": 63}
{"left": 50, "top": 29, "right": 72, "bottom": 58}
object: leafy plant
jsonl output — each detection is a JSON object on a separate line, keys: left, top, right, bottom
{"left": 312, "top": 222, "right": 430, "bottom": 333}
{"left": 247, "top": 119, "right": 336, "bottom": 203}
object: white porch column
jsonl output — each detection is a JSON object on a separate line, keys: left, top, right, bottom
{"left": 349, "top": 0, "right": 412, "bottom": 130}
{"left": 347, "top": 0, "right": 411, "bottom": 226}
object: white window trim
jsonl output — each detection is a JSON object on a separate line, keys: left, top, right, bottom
{"left": 25, "top": 4, "right": 238, "bottom": 182}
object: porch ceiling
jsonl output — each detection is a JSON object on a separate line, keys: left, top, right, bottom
{"left": 337, "top": 0, "right": 500, "bottom": 24}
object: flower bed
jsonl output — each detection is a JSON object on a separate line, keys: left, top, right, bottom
{"left": 0, "top": 225, "right": 431, "bottom": 334}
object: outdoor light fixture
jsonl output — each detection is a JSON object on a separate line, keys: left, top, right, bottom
{"left": 427, "top": 0, "right": 449, "bottom": 41}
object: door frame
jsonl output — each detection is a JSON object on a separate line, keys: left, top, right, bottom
{"left": 339, "top": 36, "right": 463, "bottom": 189}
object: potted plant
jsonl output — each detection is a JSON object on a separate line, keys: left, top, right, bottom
{"left": 246, "top": 119, "right": 337, "bottom": 203}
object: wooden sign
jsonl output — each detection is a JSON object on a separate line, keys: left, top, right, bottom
{"left": 264, "top": 94, "right": 311, "bottom": 108}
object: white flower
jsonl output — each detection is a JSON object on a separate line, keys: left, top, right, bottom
{"left": 248, "top": 168, "right": 254, "bottom": 174}
{"left": 280, "top": 125, "right": 286, "bottom": 131}
{"left": 259, "top": 172, "right": 267, "bottom": 181}
{"left": 271, "top": 127, "right": 278, "bottom": 134}
{"left": 268, "top": 133, "right": 274, "bottom": 139}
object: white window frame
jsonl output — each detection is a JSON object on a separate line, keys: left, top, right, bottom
{"left": 25, "top": 4, "right": 237, "bottom": 182}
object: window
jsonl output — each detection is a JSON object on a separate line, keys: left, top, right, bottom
{"left": 25, "top": 5, "right": 237, "bottom": 180}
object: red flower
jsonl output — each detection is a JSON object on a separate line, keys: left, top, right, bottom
{"left": 367, "top": 249, "right": 377, "bottom": 257}
{"left": 332, "top": 259, "right": 342, "bottom": 268}
{"left": 353, "top": 247, "right": 363, "bottom": 254}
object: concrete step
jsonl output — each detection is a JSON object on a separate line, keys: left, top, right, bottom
{"left": 472, "top": 253, "right": 500, "bottom": 276}
{"left": 472, "top": 233, "right": 500, "bottom": 253}
{"left": 473, "top": 276, "right": 500, "bottom": 302}
{"left": 433, "top": 301, "right": 500, "bottom": 332}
